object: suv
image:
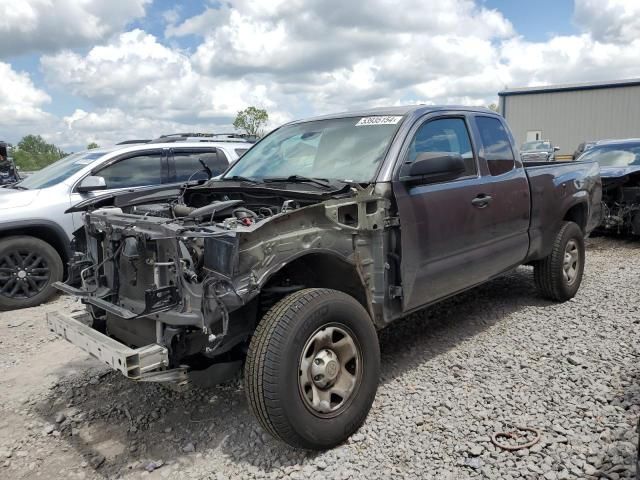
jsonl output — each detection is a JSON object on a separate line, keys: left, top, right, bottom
{"left": 0, "top": 138, "right": 252, "bottom": 310}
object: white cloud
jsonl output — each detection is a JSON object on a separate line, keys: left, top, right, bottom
{"left": 0, "top": 0, "right": 150, "bottom": 57}
{"left": 5, "top": 0, "right": 640, "bottom": 152}
{"left": 41, "top": 29, "right": 274, "bottom": 124}
{"left": 0, "top": 62, "right": 51, "bottom": 128}
{"left": 574, "top": 0, "right": 640, "bottom": 43}
{"left": 47, "top": 108, "right": 229, "bottom": 149}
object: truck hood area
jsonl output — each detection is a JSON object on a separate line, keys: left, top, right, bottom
{"left": 599, "top": 165, "right": 640, "bottom": 179}
{"left": 60, "top": 181, "right": 391, "bottom": 363}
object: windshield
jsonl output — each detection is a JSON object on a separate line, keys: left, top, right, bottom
{"left": 580, "top": 143, "right": 640, "bottom": 167}
{"left": 16, "top": 150, "right": 107, "bottom": 189}
{"left": 521, "top": 141, "right": 550, "bottom": 151}
{"left": 224, "top": 115, "right": 404, "bottom": 183}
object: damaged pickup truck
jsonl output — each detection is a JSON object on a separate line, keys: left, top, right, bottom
{"left": 48, "top": 106, "right": 602, "bottom": 450}
{"left": 577, "top": 139, "right": 640, "bottom": 235}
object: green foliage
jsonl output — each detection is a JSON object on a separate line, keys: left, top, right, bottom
{"left": 487, "top": 103, "right": 500, "bottom": 112}
{"left": 233, "top": 106, "right": 269, "bottom": 137}
{"left": 12, "top": 135, "right": 67, "bottom": 171}
{"left": 87, "top": 142, "right": 99, "bottom": 150}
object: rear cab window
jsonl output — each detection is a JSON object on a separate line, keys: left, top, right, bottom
{"left": 474, "top": 116, "right": 516, "bottom": 176}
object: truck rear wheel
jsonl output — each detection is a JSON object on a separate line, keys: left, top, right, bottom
{"left": 534, "top": 221, "right": 585, "bottom": 301}
{"left": 0, "top": 236, "right": 63, "bottom": 311}
{"left": 245, "top": 288, "right": 380, "bottom": 450}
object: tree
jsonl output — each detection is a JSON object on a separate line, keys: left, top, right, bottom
{"left": 233, "top": 106, "right": 269, "bottom": 137}
{"left": 12, "top": 135, "right": 67, "bottom": 171}
{"left": 487, "top": 103, "right": 500, "bottom": 113}
{"left": 87, "top": 142, "right": 99, "bottom": 150}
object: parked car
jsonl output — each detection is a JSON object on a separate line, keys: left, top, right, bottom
{"left": 573, "top": 140, "right": 597, "bottom": 160}
{"left": 48, "top": 106, "right": 601, "bottom": 450}
{"left": 0, "top": 137, "right": 252, "bottom": 310}
{"left": 577, "top": 138, "right": 640, "bottom": 235}
{"left": 520, "top": 140, "right": 560, "bottom": 162}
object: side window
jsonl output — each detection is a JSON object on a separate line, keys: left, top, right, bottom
{"left": 475, "top": 116, "right": 515, "bottom": 176}
{"left": 96, "top": 153, "right": 163, "bottom": 189}
{"left": 173, "top": 149, "right": 228, "bottom": 182}
{"left": 407, "top": 117, "right": 477, "bottom": 177}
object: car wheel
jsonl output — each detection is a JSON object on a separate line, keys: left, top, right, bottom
{"left": 534, "top": 221, "right": 585, "bottom": 301}
{"left": 0, "top": 236, "right": 63, "bottom": 311}
{"left": 245, "top": 288, "right": 380, "bottom": 450}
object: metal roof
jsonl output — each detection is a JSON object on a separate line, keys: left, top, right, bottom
{"left": 499, "top": 78, "right": 640, "bottom": 97}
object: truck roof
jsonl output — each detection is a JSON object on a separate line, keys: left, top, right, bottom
{"left": 290, "top": 105, "right": 495, "bottom": 124}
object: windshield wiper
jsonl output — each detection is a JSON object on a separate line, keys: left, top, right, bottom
{"left": 263, "top": 175, "right": 334, "bottom": 189}
{"left": 219, "top": 175, "right": 260, "bottom": 184}
{"left": 9, "top": 184, "right": 28, "bottom": 190}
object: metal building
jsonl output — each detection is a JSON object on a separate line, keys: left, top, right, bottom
{"left": 499, "top": 78, "right": 640, "bottom": 158}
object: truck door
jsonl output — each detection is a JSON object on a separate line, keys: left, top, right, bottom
{"left": 469, "top": 114, "right": 530, "bottom": 274}
{"left": 393, "top": 114, "right": 503, "bottom": 312}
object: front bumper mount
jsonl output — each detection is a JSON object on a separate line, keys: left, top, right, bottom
{"left": 46, "top": 311, "right": 187, "bottom": 383}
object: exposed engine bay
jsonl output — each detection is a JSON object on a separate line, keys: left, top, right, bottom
{"left": 601, "top": 172, "right": 640, "bottom": 235}
{"left": 59, "top": 182, "right": 394, "bottom": 382}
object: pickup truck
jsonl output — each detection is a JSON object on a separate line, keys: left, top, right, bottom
{"left": 48, "top": 106, "right": 602, "bottom": 450}
{"left": 520, "top": 140, "right": 560, "bottom": 162}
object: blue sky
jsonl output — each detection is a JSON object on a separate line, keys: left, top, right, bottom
{"left": 1, "top": 0, "right": 639, "bottom": 150}
{"left": 484, "top": 0, "right": 577, "bottom": 40}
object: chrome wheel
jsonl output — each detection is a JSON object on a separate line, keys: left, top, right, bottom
{"left": 299, "top": 324, "right": 362, "bottom": 418}
{"left": 0, "top": 250, "right": 51, "bottom": 299}
{"left": 563, "top": 239, "right": 579, "bottom": 285}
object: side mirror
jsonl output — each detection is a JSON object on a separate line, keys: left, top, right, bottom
{"left": 77, "top": 175, "right": 107, "bottom": 193}
{"left": 554, "top": 146, "right": 560, "bottom": 151}
{"left": 400, "top": 152, "right": 467, "bottom": 184}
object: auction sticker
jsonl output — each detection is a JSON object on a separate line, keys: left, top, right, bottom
{"left": 355, "top": 116, "right": 403, "bottom": 126}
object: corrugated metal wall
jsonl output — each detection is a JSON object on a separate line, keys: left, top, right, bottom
{"left": 500, "top": 85, "right": 640, "bottom": 156}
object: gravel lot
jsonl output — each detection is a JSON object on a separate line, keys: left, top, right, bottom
{"left": 0, "top": 235, "right": 639, "bottom": 480}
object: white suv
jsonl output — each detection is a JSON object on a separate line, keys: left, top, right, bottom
{"left": 0, "top": 138, "right": 252, "bottom": 310}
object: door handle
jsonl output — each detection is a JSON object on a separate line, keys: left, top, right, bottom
{"left": 471, "top": 194, "right": 493, "bottom": 208}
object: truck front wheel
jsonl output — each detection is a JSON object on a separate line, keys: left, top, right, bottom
{"left": 534, "top": 221, "right": 585, "bottom": 301}
{"left": 245, "top": 288, "right": 380, "bottom": 450}
{"left": 0, "top": 236, "right": 63, "bottom": 311}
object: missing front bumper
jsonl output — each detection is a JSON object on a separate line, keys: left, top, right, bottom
{"left": 46, "top": 311, "right": 186, "bottom": 383}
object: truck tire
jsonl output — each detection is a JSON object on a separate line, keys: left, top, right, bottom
{"left": 534, "top": 221, "right": 585, "bottom": 301}
{"left": 0, "top": 236, "right": 63, "bottom": 311}
{"left": 245, "top": 288, "right": 380, "bottom": 450}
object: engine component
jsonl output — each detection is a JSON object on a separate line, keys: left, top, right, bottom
{"left": 187, "top": 200, "right": 244, "bottom": 220}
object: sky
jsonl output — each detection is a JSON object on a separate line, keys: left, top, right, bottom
{"left": 1, "top": 0, "right": 639, "bottom": 151}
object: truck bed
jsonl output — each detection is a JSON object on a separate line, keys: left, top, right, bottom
{"left": 524, "top": 160, "right": 602, "bottom": 261}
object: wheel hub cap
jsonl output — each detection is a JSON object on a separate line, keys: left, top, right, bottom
{"left": 562, "top": 239, "right": 579, "bottom": 285}
{"left": 311, "top": 349, "right": 339, "bottom": 388}
{"left": 299, "top": 325, "right": 363, "bottom": 417}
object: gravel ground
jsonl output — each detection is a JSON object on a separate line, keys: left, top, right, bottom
{"left": 0, "top": 235, "right": 639, "bottom": 480}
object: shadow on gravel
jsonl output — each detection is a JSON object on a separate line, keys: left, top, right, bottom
{"left": 31, "top": 267, "right": 554, "bottom": 477}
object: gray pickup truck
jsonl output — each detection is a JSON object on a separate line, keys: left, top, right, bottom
{"left": 49, "top": 106, "right": 602, "bottom": 450}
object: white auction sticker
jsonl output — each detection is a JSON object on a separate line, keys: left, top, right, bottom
{"left": 355, "top": 116, "right": 403, "bottom": 126}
